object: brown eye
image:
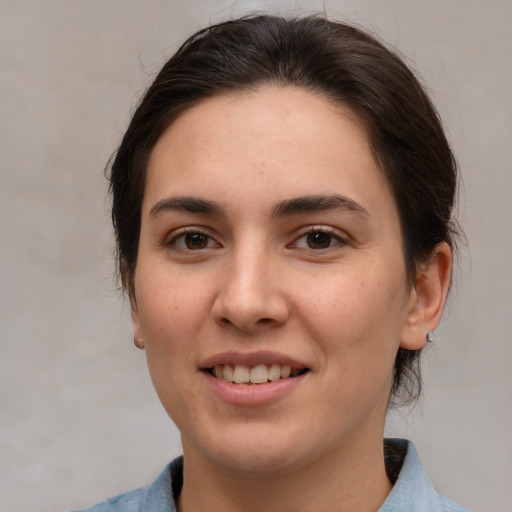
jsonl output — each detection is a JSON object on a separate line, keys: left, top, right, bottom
{"left": 306, "top": 231, "right": 333, "bottom": 249}
{"left": 184, "top": 233, "right": 209, "bottom": 249}
{"left": 290, "top": 229, "right": 346, "bottom": 251}
{"left": 170, "top": 231, "right": 217, "bottom": 250}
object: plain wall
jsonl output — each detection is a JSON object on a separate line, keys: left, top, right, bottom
{"left": 1, "top": 1, "right": 511, "bottom": 511}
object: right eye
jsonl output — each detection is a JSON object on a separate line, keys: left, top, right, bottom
{"left": 170, "top": 231, "right": 218, "bottom": 251}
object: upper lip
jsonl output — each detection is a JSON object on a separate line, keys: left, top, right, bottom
{"left": 199, "top": 351, "right": 309, "bottom": 370}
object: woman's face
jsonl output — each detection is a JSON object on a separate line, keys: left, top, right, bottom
{"left": 131, "top": 87, "right": 422, "bottom": 475}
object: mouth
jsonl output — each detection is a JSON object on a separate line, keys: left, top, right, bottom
{"left": 204, "top": 364, "right": 310, "bottom": 385}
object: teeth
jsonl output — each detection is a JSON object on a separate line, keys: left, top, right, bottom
{"left": 233, "top": 365, "right": 250, "bottom": 384}
{"left": 268, "top": 364, "right": 281, "bottom": 381}
{"left": 223, "top": 364, "right": 234, "bottom": 382}
{"left": 250, "top": 364, "right": 269, "bottom": 384}
{"left": 212, "top": 363, "right": 302, "bottom": 384}
{"left": 280, "top": 365, "right": 291, "bottom": 379}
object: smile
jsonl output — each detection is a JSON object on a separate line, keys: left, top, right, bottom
{"left": 207, "top": 364, "right": 309, "bottom": 384}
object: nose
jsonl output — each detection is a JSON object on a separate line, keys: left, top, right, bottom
{"left": 212, "top": 246, "right": 289, "bottom": 334}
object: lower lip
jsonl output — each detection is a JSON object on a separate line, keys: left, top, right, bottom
{"left": 202, "top": 371, "right": 308, "bottom": 406}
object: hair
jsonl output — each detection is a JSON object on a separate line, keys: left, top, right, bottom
{"left": 108, "top": 15, "right": 460, "bottom": 406}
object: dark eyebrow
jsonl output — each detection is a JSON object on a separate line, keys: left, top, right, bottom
{"left": 149, "top": 196, "right": 224, "bottom": 218}
{"left": 272, "top": 195, "right": 369, "bottom": 218}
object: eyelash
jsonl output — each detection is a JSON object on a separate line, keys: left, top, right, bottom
{"left": 167, "top": 228, "right": 219, "bottom": 251}
{"left": 290, "top": 227, "right": 348, "bottom": 251}
{"left": 166, "top": 226, "right": 348, "bottom": 252}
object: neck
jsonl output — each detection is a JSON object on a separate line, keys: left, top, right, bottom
{"left": 177, "top": 434, "right": 392, "bottom": 512}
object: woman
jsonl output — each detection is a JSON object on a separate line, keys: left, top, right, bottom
{"left": 77, "top": 15, "right": 467, "bottom": 512}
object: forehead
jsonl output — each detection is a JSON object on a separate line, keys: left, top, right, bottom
{"left": 144, "top": 86, "right": 393, "bottom": 219}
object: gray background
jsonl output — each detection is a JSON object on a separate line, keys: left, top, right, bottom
{"left": 1, "top": 1, "right": 511, "bottom": 511}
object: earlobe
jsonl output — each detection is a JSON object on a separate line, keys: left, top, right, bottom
{"left": 130, "top": 290, "right": 145, "bottom": 350}
{"left": 124, "top": 266, "right": 145, "bottom": 350}
{"left": 400, "top": 242, "right": 452, "bottom": 350}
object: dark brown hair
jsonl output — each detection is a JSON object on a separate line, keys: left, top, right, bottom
{"left": 108, "top": 15, "right": 459, "bottom": 405}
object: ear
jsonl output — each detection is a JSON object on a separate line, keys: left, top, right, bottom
{"left": 400, "top": 242, "right": 452, "bottom": 350}
{"left": 122, "top": 262, "right": 145, "bottom": 350}
{"left": 128, "top": 283, "right": 145, "bottom": 350}
{"left": 131, "top": 302, "right": 145, "bottom": 350}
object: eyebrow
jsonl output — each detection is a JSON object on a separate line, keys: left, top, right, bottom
{"left": 272, "top": 195, "right": 369, "bottom": 218}
{"left": 148, "top": 194, "right": 369, "bottom": 220}
{"left": 149, "top": 196, "right": 224, "bottom": 218}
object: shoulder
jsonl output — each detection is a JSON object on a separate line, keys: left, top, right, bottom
{"left": 70, "top": 487, "right": 145, "bottom": 512}
{"left": 380, "top": 439, "right": 469, "bottom": 512}
{"left": 69, "top": 457, "right": 182, "bottom": 512}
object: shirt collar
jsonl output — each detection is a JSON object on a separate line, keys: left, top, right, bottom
{"left": 140, "top": 439, "right": 464, "bottom": 512}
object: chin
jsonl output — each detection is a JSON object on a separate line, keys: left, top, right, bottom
{"left": 188, "top": 422, "right": 322, "bottom": 477}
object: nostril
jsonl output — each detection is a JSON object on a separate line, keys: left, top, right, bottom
{"left": 217, "top": 315, "right": 275, "bottom": 328}
{"left": 212, "top": 292, "right": 289, "bottom": 332}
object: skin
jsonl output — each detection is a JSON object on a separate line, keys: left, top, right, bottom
{"left": 130, "top": 87, "right": 452, "bottom": 512}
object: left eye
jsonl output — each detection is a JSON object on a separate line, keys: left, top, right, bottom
{"left": 293, "top": 230, "right": 344, "bottom": 250}
{"left": 171, "top": 232, "right": 217, "bottom": 250}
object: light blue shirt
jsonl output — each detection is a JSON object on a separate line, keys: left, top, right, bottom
{"left": 73, "top": 439, "right": 468, "bottom": 511}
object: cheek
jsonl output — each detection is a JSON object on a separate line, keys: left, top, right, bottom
{"left": 296, "top": 266, "right": 408, "bottom": 358}
{"left": 136, "top": 276, "right": 205, "bottom": 414}
{"left": 137, "top": 269, "right": 212, "bottom": 341}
